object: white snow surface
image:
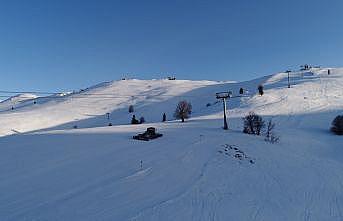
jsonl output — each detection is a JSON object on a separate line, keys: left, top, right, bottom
{"left": 0, "top": 93, "right": 38, "bottom": 112}
{"left": 0, "top": 69, "right": 342, "bottom": 220}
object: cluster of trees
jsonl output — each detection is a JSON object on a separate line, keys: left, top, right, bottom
{"left": 131, "top": 115, "right": 145, "bottom": 124}
{"left": 129, "top": 100, "right": 192, "bottom": 125}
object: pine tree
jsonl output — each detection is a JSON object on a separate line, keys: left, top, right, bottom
{"left": 239, "top": 87, "right": 244, "bottom": 95}
{"left": 128, "top": 105, "right": 134, "bottom": 113}
{"left": 258, "top": 85, "right": 264, "bottom": 96}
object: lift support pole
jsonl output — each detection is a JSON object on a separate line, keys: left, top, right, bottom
{"left": 286, "top": 70, "right": 292, "bottom": 88}
{"left": 216, "top": 92, "right": 231, "bottom": 130}
{"left": 222, "top": 97, "right": 228, "bottom": 130}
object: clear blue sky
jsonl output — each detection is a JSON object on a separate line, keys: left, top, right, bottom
{"left": 0, "top": 0, "right": 343, "bottom": 92}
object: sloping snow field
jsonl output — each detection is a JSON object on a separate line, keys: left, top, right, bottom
{"left": 0, "top": 94, "right": 37, "bottom": 112}
{"left": 0, "top": 68, "right": 342, "bottom": 220}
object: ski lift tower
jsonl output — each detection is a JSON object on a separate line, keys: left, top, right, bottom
{"left": 216, "top": 91, "right": 232, "bottom": 130}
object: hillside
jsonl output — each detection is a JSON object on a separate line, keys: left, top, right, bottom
{"left": 0, "top": 68, "right": 342, "bottom": 220}
{"left": 0, "top": 80, "right": 221, "bottom": 136}
{"left": 0, "top": 93, "right": 38, "bottom": 112}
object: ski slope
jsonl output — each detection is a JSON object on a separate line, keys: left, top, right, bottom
{"left": 0, "top": 93, "right": 37, "bottom": 112}
{"left": 0, "top": 80, "right": 222, "bottom": 137}
{"left": 0, "top": 68, "right": 342, "bottom": 221}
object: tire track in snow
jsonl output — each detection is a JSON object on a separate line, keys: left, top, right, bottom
{"left": 130, "top": 143, "right": 217, "bottom": 221}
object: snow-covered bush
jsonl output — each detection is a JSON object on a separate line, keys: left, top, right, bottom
{"left": 331, "top": 115, "right": 343, "bottom": 135}
{"left": 174, "top": 100, "right": 192, "bottom": 122}
{"left": 243, "top": 112, "right": 265, "bottom": 135}
{"left": 128, "top": 105, "right": 134, "bottom": 113}
{"left": 265, "top": 119, "right": 279, "bottom": 143}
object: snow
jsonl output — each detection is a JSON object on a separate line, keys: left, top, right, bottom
{"left": 0, "top": 79, "right": 220, "bottom": 136}
{"left": 0, "top": 68, "right": 342, "bottom": 220}
{"left": 0, "top": 93, "right": 38, "bottom": 111}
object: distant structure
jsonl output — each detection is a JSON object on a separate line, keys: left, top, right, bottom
{"left": 121, "top": 73, "right": 133, "bottom": 80}
{"left": 300, "top": 64, "right": 311, "bottom": 71}
{"left": 167, "top": 76, "right": 176, "bottom": 80}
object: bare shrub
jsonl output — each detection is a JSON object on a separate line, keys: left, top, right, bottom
{"left": 174, "top": 100, "right": 192, "bottom": 122}
{"left": 243, "top": 112, "right": 265, "bottom": 135}
{"left": 265, "top": 119, "right": 280, "bottom": 143}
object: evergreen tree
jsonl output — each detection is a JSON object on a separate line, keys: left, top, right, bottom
{"left": 331, "top": 115, "right": 343, "bottom": 135}
{"left": 258, "top": 85, "right": 264, "bottom": 96}
{"left": 239, "top": 88, "right": 244, "bottom": 95}
{"left": 128, "top": 105, "right": 134, "bottom": 113}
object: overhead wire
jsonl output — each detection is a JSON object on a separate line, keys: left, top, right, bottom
{"left": 0, "top": 90, "right": 226, "bottom": 99}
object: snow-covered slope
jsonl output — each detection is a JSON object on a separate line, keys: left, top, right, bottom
{"left": 0, "top": 93, "right": 37, "bottom": 111}
{"left": 0, "top": 68, "right": 342, "bottom": 220}
{"left": 0, "top": 80, "right": 222, "bottom": 136}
